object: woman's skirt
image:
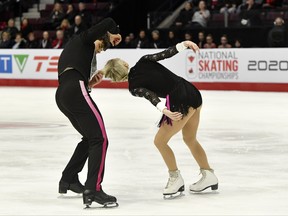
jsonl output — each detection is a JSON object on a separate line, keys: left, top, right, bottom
{"left": 159, "top": 78, "right": 202, "bottom": 126}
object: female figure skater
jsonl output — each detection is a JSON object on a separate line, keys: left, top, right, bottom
{"left": 100, "top": 40, "right": 218, "bottom": 197}
{"left": 55, "top": 17, "right": 121, "bottom": 207}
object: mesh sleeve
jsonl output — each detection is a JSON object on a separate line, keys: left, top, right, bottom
{"left": 130, "top": 88, "right": 161, "bottom": 107}
{"left": 141, "top": 46, "right": 179, "bottom": 62}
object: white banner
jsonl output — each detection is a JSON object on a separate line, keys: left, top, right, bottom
{"left": 1, "top": 48, "right": 288, "bottom": 83}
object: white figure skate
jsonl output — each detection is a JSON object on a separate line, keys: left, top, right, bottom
{"left": 163, "top": 170, "right": 185, "bottom": 199}
{"left": 189, "top": 169, "right": 218, "bottom": 192}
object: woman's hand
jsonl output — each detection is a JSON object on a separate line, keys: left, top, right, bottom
{"left": 184, "top": 41, "right": 200, "bottom": 53}
{"left": 108, "top": 32, "right": 122, "bottom": 46}
{"left": 88, "top": 72, "right": 103, "bottom": 88}
{"left": 163, "top": 109, "right": 183, "bottom": 121}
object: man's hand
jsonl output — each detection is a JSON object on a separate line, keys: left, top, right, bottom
{"left": 163, "top": 109, "right": 183, "bottom": 121}
{"left": 108, "top": 32, "right": 122, "bottom": 46}
{"left": 88, "top": 72, "right": 103, "bottom": 88}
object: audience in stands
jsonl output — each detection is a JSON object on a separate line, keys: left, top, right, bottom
{"left": 49, "top": 3, "right": 65, "bottom": 29}
{"left": 203, "top": 34, "right": 217, "bottom": 48}
{"left": 52, "top": 29, "right": 66, "bottom": 49}
{"left": 187, "top": 0, "right": 211, "bottom": 28}
{"left": 267, "top": 17, "right": 287, "bottom": 47}
{"left": 38, "top": 31, "right": 52, "bottom": 48}
{"left": 11, "top": 32, "right": 27, "bottom": 49}
{"left": 0, "top": 31, "right": 12, "bottom": 48}
{"left": 119, "top": 35, "right": 132, "bottom": 48}
{"left": 57, "top": 18, "right": 71, "bottom": 40}
{"left": 20, "top": 18, "right": 33, "bottom": 40}
{"left": 0, "top": 0, "right": 287, "bottom": 49}
{"left": 68, "top": 15, "right": 87, "bottom": 38}
{"left": 149, "top": 30, "right": 166, "bottom": 48}
{"left": 198, "top": 31, "right": 205, "bottom": 48}
{"left": 26, "top": 32, "right": 38, "bottom": 48}
{"left": 218, "top": 34, "right": 232, "bottom": 48}
{"left": 184, "top": 31, "right": 193, "bottom": 41}
{"left": 238, "top": 0, "right": 262, "bottom": 27}
{"left": 65, "top": 4, "right": 77, "bottom": 25}
{"left": 77, "top": 2, "right": 92, "bottom": 28}
{"left": 128, "top": 32, "right": 135, "bottom": 42}
{"left": 131, "top": 29, "right": 150, "bottom": 48}
{"left": 172, "top": 1, "right": 195, "bottom": 29}
{"left": 233, "top": 38, "right": 243, "bottom": 48}
{"left": 3, "top": 18, "right": 18, "bottom": 40}
{"left": 165, "top": 30, "right": 180, "bottom": 47}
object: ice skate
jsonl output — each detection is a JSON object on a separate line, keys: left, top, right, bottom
{"left": 83, "top": 189, "right": 118, "bottom": 209}
{"left": 189, "top": 169, "right": 218, "bottom": 192}
{"left": 163, "top": 170, "right": 185, "bottom": 199}
{"left": 59, "top": 180, "right": 84, "bottom": 194}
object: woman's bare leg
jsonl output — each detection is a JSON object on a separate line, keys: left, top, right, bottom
{"left": 154, "top": 109, "right": 196, "bottom": 171}
{"left": 182, "top": 107, "right": 211, "bottom": 169}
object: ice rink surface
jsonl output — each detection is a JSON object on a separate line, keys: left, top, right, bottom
{"left": 0, "top": 87, "right": 288, "bottom": 216}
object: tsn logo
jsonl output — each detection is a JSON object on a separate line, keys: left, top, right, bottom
{"left": 34, "top": 56, "right": 59, "bottom": 72}
{"left": 0, "top": 55, "right": 59, "bottom": 73}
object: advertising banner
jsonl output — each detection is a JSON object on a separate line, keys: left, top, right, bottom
{"left": 1, "top": 48, "right": 288, "bottom": 91}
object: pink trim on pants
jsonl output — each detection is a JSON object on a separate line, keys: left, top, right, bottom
{"left": 79, "top": 81, "right": 107, "bottom": 191}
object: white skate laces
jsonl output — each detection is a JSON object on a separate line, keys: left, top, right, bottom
{"left": 163, "top": 170, "right": 185, "bottom": 196}
{"left": 189, "top": 169, "right": 218, "bottom": 192}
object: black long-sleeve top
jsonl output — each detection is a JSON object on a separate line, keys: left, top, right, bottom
{"left": 58, "top": 18, "right": 119, "bottom": 83}
{"left": 128, "top": 46, "right": 181, "bottom": 107}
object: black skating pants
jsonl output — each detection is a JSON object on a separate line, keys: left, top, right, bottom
{"left": 55, "top": 69, "right": 108, "bottom": 191}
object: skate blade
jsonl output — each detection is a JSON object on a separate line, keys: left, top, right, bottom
{"left": 163, "top": 192, "right": 185, "bottom": 200}
{"left": 84, "top": 202, "right": 119, "bottom": 209}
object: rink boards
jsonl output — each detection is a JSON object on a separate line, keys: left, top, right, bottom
{"left": 0, "top": 48, "right": 288, "bottom": 91}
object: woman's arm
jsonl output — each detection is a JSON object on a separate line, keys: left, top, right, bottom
{"left": 130, "top": 87, "right": 161, "bottom": 107}
{"left": 141, "top": 41, "right": 199, "bottom": 62}
{"left": 130, "top": 88, "right": 183, "bottom": 121}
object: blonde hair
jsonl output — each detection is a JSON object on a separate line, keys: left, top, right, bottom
{"left": 102, "top": 58, "right": 129, "bottom": 82}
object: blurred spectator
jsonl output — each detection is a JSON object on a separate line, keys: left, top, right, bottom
{"left": 262, "top": 0, "right": 281, "bottom": 8}
{"left": 220, "top": 0, "right": 238, "bottom": 14}
{"left": 0, "top": 31, "right": 12, "bottom": 48}
{"left": 267, "top": 17, "right": 287, "bottom": 47}
{"left": 131, "top": 29, "right": 150, "bottom": 48}
{"left": 165, "top": 30, "right": 180, "bottom": 47}
{"left": 233, "top": 38, "right": 243, "bottom": 48}
{"left": 52, "top": 29, "right": 66, "bottom": 49}
{"left": 187, "top": 0, "right": 210, "bottom": 28}
{"left": 198, "top": 31, "right": 205, "bottom": 48}
{"left": 203, "top": 34, "right": 217, "bottom": 48}
{"left": 3, "top": 18, "right": 18, "bottom": 40}
{"left": 78, "top": 2, "right": 92, "bottom": 28}
{"left": 184, "top": 31, "right": 193, "bottom": 41}
{"left": 26, "top": 32, "right": 38, "bottom": 48}
{"left": 11, "top": 33, "right": 27, "bottom": 49}
{"left": 20, "top": 18, "right": 33, "bottom": 40}
{"left": 68, "top": 15, "right": 87, "bottom": 39}
{"left": 48, "top": 3, "right": 65, "bottom": 29}
{"left": 218, "top": 34, "right": 232, "bottom": 48}
{"left": 149, "top": 30, "right": 165, "bottom": 48}
{"left": 38, "top": 31, "right": 52, "bottom": 48}
{"left": 65, "top": 4, "right": 77, "bottom": 25}
{"left": 119, "top": 35, "right": 132, "bottom": 48}
{"left": 238, "top": 0, "right": 261, "bottom": 27}
{"left": 172, "top": 1, "right": 195, "bottom": 29}
{"left": 129, "top": 32, "right": 135, "bottom": 42}
{"left": 57, "top": 18, "right": 71, "bottom": 40}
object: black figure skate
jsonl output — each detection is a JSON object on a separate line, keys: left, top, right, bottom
{"left": 83, "top": 189, "right": 118, "bottom": 209}
{"left": 59, "top": 180, "right": 85, "bottom": 194}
